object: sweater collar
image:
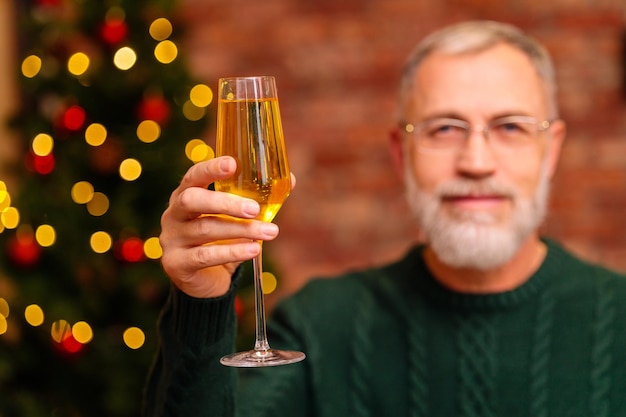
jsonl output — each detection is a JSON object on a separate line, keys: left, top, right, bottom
{"left": 395, "top": 239, "right": 565, "bottom": 311}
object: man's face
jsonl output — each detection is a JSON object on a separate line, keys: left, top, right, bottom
{"left": 401, "top": 43, "right": 564, "bottom": 270}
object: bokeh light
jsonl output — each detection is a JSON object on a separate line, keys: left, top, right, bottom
{"left": 90, "top": 231, "right": 112, "bottom": 253}
{"left": 189, "top": 84, "right": 213, "bottom": 108}
{"left": 33, "top": 153, "right": 55, "bottom": 175}
{"left": 149, "top": 18, "right": 172, "bottom": 41}
{"left": 0, "top": 315, "right": 6, "bottom": 335}
{"left": 87, "top": 192, "right": 109, "bottom": 217}
{"left": 261, "top": 272, "right": 278, "bottom": 294}
{"left": 182, "top": 100, "right": 205, "bottom": 121}
{"left": 71, "top": 181, "right": 95, "bottom": 204}
{"left": 72, "top": 321, "right": 93, "bottom": 344}
{"left": 32, "top": 133, "right": 54, "bottom": 156}
{"left": 62, "top": 105, "right": 86, "bottom": 131}
{"left": 113, "top": 46, "right": 137, "bottom": 70}
{"left": 119, "top": 158, "right": 142, "bottom": 181}
{"left": 1, "top": 207, "right": 20, "bottom": 229}
{"left": 120, "top": 237, "right": 145, "bottom": 262}
{"left": 24, "top": 304, "right": 45, "bottom": 327}
{"left": 0, "top": 298, "right": 9, "bottom": 318}
{"left": 22, "top": 55, "right": 42, "bottom": 78}
{"left": 85, "top": 123, "right": 107, "bottom": 146}
{"left": 51, "top": 319, "right": 71, "bottom": 343}
{"left": 0, "top": 188, "right": 12, "bottom": 212}
{"left": 143, "top": 237, "right": 162, "bottom": 259}
{"left": 136, "top": 120, "right": 161, "bottom": 143}
{"left": 123, "top": 327, "right": 145, "bottom": 349}
{"left": 185, "top": 139, "right": 214, "bottom": 163}
{"left": 154, "top": 40, "right": 177, "bottom": 64}
{"left": 67, "top": 52, "right": 90, "bottom": 76}
{"left": 35, "top": 224, "right": 56, "bottom": 247}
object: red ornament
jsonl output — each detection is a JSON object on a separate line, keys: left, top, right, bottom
{"left": 137, "top": 95, "right": 171, "bottom": 125}
{"left": 60, "top": 333, "right": 83, "bottom": 354}
{"left": 118, "top": 237, "right": 145, "bottom": 263}
{"left": 7, "top": 235, "right": 42, "bottom": 268}
{"left": 24, "top": 152, "right": 55, "bottom": 175}
{"left": 33, "top": 153, "right": 56, "bottom": 175}
{"left": 99, "top": 18, "right": 128, "bottom": 45}
{"left": 62, "top": 105, "right": 86, "bottom": 131}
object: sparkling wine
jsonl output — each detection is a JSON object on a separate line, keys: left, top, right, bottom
{"left": 215, "top": 97, "right": 290, "bottom": 222}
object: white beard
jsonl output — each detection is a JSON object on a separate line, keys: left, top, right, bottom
{"left": 404, "top": 160, "right": 550, "bottom": 271}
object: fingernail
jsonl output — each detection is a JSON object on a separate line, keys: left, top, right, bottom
{"left": 218, "top": 157, "right": 232, "bottom": 172}
{"left": 261, "top": 223, "right": 278, "bottom": 238}
{"left": 242, "top": 201, "right": 259, "bottom": 217}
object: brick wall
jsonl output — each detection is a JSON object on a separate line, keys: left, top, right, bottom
{"left": 177, "top": 0, "right": 626, "bottom": 299}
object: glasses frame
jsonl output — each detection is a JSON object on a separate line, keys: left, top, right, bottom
{"left": 401, "top": 115, "right": 552, "bottom": 153}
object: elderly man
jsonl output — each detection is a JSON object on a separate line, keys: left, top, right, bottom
{"left": 143, "top": 21, "right": 626, "bottom": 417}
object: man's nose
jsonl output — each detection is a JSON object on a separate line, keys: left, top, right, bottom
{"left": 455, "top": 127, "right": 497, "bottom": 178}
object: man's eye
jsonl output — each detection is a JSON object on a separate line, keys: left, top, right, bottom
{"left": 428, "top": 124, "right": 464, "bottom": 137}
{"left": 494, "top": 122, "right": 532, "bottom": 136}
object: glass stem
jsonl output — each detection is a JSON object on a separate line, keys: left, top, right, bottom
{"left": 252, "top": 245, "right": 270, "bottom": 352}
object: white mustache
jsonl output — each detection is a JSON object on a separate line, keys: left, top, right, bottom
{"left": 435, "top": 178, "right": 518, "bottom": 199}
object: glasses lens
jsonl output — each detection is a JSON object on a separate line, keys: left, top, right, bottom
{"left": 489, "top": 118, "right": 538, "bottom": 147}
{"left": 418, "top": 119, "right": 467, "bottom": 149}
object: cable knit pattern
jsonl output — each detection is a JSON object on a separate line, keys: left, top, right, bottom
{"left": 406, "top": 311, "right": 428, "bottom": 417}
{"left": 590, "top": 276, "right": 614, "bottom": 417}
{"left": 350, "top": 284, "right": 375, "bottom": 417}
{"left": 529, "top": 288, "right": 554, "bottom": 417}
{"left": 456, "top": 313, "right": 496, "bottom": 417}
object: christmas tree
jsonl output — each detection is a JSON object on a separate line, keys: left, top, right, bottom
{"left": 0, "top": 0, "right": 213, "bottom": 415}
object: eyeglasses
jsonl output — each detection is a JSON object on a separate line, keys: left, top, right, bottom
{"left": 401, "top": 115, "right": 552, "bottom": 152}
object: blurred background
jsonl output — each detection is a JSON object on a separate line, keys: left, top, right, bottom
{"left": 0, "top": 0, "right": 624, "bottom": 415}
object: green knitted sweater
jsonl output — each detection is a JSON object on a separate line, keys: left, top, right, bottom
{"left": 143, "top": 240, "right": 626, "bottom": 417}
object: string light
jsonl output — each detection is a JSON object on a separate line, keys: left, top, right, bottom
{"left": 86, "top": 192, "right": 109, "bottom": 216}
{"left": 24, "top": 304, "right": 44, "bottom": 327}
{"left": 261, "top": 272, "right": 278, "bottom": 295}
{"left": 90, "top": 231, "right": 112, "bottom": 253}
{"left": 71, "top": 181, "right": 95, "bottom": 204}
{"left": 182, "top": 100, "right": 205, "bottom": 121}
{"left": 85, "top": 123, "right": 107, "bottom": 146}
{"left": 119, "top": 158, "right": 142, "bottom": 181}
{"left": 67, "top": 52, "right": 90, "bottom": 77}
{"left": 185, "top": 139, "right": 214, "bottom": 163}
{"left": 0, "top": 186, "right": 12, "bottom": 212}
{"left": 113, "top": 46, "right": 137, "bottom": 70}
{"left": 154, "top": 40, "right": 177, "bottom": 64}
{"left": 1, "top": 207, "right": 20, "bottom": 229}
{"left": 51, "top": 319, "right": 71, "bottom": 343}
{"left": 35, "top": 224, "right": 56, "bottom": 247}
{"left": 0, "top": 298, "right": 9, "bottom": 318}
{"left": 32, "top": 133, "right": 54, "bottom": 156}
{"left": 143, "top": 237, "right": 162, "bottom": 259}
{"left": 149, "top": 18, "right": 172, "bottom": 41}
{"left": 72, "top": 321, "right": 93, "bottom": 344}
{"left": 136, "top": 120, "right": 161, "bottom": 143}
{"left": 189, "top": 84, "right": 213, "bottom": 108}
{"left": 123, "top": 327, "right": 145, "bottom": 349}
{"left": 21, "top": 55, "right": 42, "bottom": 78}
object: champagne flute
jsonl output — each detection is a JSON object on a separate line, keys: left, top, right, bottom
{"left": 215, "top": 76, "right": 306, "bottom": 367}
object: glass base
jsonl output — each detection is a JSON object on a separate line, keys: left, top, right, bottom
{"left": 220, "top": 349, "right": 306, "bottom": 368}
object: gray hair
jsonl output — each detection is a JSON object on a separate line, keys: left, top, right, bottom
{"left": 398, "top": 21, "right": 558, "bottom": 120}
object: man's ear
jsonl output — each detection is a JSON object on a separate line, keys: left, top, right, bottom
{"left": 389, "top": 127, "right": 405, "bottom": 180}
